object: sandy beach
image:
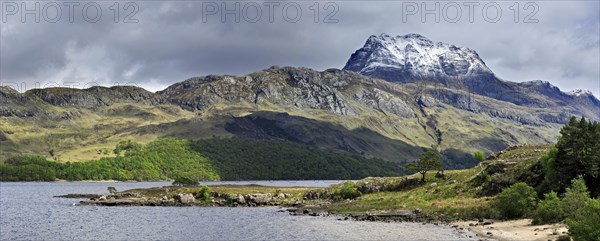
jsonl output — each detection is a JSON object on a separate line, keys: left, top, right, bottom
{"left": 453, "top": 219, "right": 568, "bottom": 241}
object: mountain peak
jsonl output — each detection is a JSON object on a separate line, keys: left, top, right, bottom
{"left": 568, "top": 89, "right": 594, "bottom": 97}
{"left": 524, "top": 80, "right": 551, "bottom": 86}
{"left": 369, "top": 33, "right": 434, "bottom": 46}
{"left": 344, "top": 33, "right": 493, "bottom": 82}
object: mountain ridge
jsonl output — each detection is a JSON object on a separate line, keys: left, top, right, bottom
{"left": 1, "top": 34, "right": 598, "bottom": 169}
{"left": 0, "top": 66, "right": 569, "bottom": 167}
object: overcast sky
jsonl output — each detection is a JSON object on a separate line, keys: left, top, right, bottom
{"left": 1, "top": 1, "right": 598, "bottom": 97}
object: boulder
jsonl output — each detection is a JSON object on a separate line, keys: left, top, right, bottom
{"left": 175, "top": 193, "right": 195, "bottom": 205}
{"left": 234, "top": 194, "right": 246, "bottom": 204}
{"left": 160, "top": 196, "right": 175, "bottom": 205}
{"left": 244, "top": 194, "right": 253, "bottom": 203}
{"left": 251, "top": 193, "right": 272, "bottom": 205}
{"left": 435, "top": 171, "right": 447, "bottom": 179}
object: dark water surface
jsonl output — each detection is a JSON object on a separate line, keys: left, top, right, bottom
{"left": 0, "top": 182, "right": 476, "bottom": 240}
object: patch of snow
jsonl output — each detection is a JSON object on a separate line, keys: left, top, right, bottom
{"left": 568, "top": 89, "right": 593, "bottom": 97}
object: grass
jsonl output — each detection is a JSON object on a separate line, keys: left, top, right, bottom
{"left": 326, "top": 168, "right": 490, "bottom": 219}
{"left": 325, "top": 145, "right": 551, "bottom": 220}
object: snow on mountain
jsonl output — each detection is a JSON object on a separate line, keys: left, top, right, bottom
{"left": 568, "top": 89, "right": 594, "bottom": 97}
{"left": 343, "top": 33, "right": 600, "bottom": 119}
{"left": 343, "top": 33, "right": 493, "bottom": 81}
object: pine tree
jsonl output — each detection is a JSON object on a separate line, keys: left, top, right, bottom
{"left": 550, "top": 117, "right": 600, "bottom": 197}
{"left": 406, "top": 150, "right": 442, "bottom": 183}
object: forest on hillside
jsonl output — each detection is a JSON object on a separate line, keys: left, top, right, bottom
{"left": 0, "top": 137, "right": 401, "bottom": 181}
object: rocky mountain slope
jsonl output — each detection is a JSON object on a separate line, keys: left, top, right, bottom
{"left": 1, "top": 34, "right": 598, "bottom": 171}
{"left": 0, "top": 67, "right": 568, "bottom": 169}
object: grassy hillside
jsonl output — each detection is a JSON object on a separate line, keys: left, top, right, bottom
{"left": 0, "top": 103, "right": 195, "bottom": 161}
{"left": 326, "top": 145, "right": 552, "bottom": 219}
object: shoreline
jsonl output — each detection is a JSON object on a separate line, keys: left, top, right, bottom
{"left": 3, "top": 179, "right": 344, "bottom": 184}
{"left": 56, "top": 184, "right": 568, "bottom": 241}
{"left": 452, "top": 219, "right": 567, "bottom": 241}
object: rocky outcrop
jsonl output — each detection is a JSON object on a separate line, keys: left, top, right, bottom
{"left": 25, "top": 86, "right": 162, "bottom": 108}
{"left": 158, "top": 67, "right": 360, "bottom": 116}
{"left": 0, "top": 86, "right": 40, "bottom": 117}
{"left": 354, "top": 88, "right": 415, "bottom": 118}
{"left": 78, "top": 191, "right": 277, "bottom": 207}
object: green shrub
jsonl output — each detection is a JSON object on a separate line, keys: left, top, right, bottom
{"left": 562, "top": 177, "right": 591, "bottom": 219}
{"left": 333, "top": 181, "right": 361, "bottom": 200}
{"left": 195, "top": 185, "right": 211, "bottom": 202}
{"left": 533, "top": 192, "right": 564, "bottom": 224}
{"left": 473, "top": 151, "right": 485, "bottom": 163}
{"left": 567, "top": 198, "right": 600, "bottom": 241}
{"left": 490, "top": 182, "right": 538, "bottom": 219}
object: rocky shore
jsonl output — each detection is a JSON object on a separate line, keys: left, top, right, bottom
{"left": 60, "top": 185, "right": 449, "bottom": 224}
{"left": 57, "top": 183, "right": 573, "bottom": 241}
{"left": 74, "top": 191, "right": 292, "bottom": 207}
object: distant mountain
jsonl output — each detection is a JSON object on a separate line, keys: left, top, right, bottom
{"left": 343, "top": 33, "right": 600, "bottom": 120}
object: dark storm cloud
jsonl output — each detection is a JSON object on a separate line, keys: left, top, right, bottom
{"left": 1, "top": 1, "right": 598, "bottom": 97}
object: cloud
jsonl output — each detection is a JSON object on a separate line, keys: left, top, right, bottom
{"left": 1, "top": 1, "right": 598, "bottom": 97}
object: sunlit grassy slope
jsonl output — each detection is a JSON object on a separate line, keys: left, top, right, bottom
{"left": 326, "top": 145, "right": 551, "bottom": 219}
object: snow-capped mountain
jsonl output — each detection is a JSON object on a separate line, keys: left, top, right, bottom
{"left": 343, "top": 33, "right": 600, "bottom": 119}
{"left": 343, "top": 33, "right": 494, "bottom": 82}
